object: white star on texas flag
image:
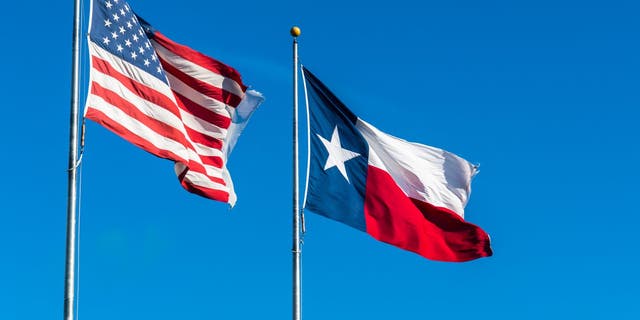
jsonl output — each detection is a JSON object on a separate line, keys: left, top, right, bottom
{"left": 316, "top": 126, "right": 360, "bottom": 183}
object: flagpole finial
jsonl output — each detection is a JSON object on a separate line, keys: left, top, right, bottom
{"left": 290, "top": 26, "right": 301, "bottom": 37}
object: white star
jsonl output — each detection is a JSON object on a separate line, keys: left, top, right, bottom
{"left": 104, "top": 19, "right": 112, "bottom": 27}
{"left": 119, "top": 26, "right": 126, "bottom": 34}
{"left": 126, "top": 21, "right": 133, "bottom": 29}
{"left": 156, "top": 66, "right": 162, "bottom": 73}
{"left": 138, "top": 46, "right": 145, "bottom": 54}
{"left": 132, "top": 34, "right": 139, "bottom": 42}
{"left": 116, "top": 44, "right": 123, "bottom": 52}
{"left": 114, "top": 0, "right": 119, "bottom": 3}
{"left": 111, "top": 31, "right": 118, "bottom": 39}
{"left": 130, "top": 51, "right": 137, "bottom": 59}
{"left": 102, "top": 37, "right": 110, "bottom": 45}
{"left": 151, "top": 54, "right": 157, "bottom": 61}
{"left": 316, "top": 126, "right": 360, "bottom": 183}
{"left": 144, "top": 59, "right": 150, "bottom": 66}
{"left": 113, "top": 13, "right": 119, "bottom": 22}
{"left": 124, "top": 39, "right": 132, "bottom": 47}
{"left": 120, "top": 8, "right": 126, "bottom": 16}
{"left": 145, "top": 42, "right": 150, "bottom": 49}
{"left": 105, "top": 1, "right": 112, "bottom": 9}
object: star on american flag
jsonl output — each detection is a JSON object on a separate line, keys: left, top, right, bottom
{"left": 90, "top": 0, "right": 167, "bottom": 80}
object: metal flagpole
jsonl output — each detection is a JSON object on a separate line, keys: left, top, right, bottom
{"left": 64, "top": 0, "right": 82, "bottom": 318}
{"left": 291, "top": 25, "right": 302, "bottom": 320}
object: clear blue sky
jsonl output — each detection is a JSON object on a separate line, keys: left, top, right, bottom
{"left": 2, "top": 0, "right": 639, "bottom": 319}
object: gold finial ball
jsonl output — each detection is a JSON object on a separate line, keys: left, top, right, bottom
{"left": 290, "top": 26, "right": 301, "bottom": 37}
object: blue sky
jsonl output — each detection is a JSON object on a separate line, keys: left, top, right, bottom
{"left": 2, "top": 0, "right": 639, "bottom": 319}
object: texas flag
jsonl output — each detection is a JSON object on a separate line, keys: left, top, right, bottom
{"left": 302, "top": 67, "right": 492, "bottom": 262}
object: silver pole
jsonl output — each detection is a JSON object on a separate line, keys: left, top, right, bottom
{"left": 290, "top": 26, "right": 302, "bottom": 320}
{"left": 64, "top": 0, "right": 82, "bottom": 319}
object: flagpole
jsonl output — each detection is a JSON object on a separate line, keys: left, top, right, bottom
{"left": 64, "top": 0, "right": 82, "bottom": 319}
{"left": 291, "top": 26, "right": 302, "bottom": 320}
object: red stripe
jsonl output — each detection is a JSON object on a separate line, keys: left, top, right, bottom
{"left": 90, "top": 81, "right": 192, "bottom": 149}
{"left": 176, "top": 156, "right": 220, "bottom": 180}
{"left": 184, "top": 126, "right": 223, "bottom": 150}
{"left": 184, "top": 160, "right": 226, "bottom": 185}
{"left": 178, "top": 168, "right": 229, "bottom": 203}
{"left": 85, "top": 107, "right": 187, "bottom": 164}
{"left": 161, "top": 56, "right": 243, "bottom": 107}
{"left": 182, "top": 181, "right": 230, "bottom": 203}
{"left": 198, "top": 155, "right": 224, "bottom": 169}
{"left": 364, "top": 165, "right": 492, "bottom": 262}
{"left": 91, "top": 56, "right": 181, "bottom": 119}
{"left": 174, "top": 92, "right": 232, "bottom": 130}
{"left": 152, "top": 31, "right": 247, "bottom": 92}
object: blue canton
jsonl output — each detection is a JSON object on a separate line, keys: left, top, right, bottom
{"left": 90, "top": 0, "right": 168, "bottom": 83}
{"left": 303, "top": 68, "right": 370, "bottom": 232}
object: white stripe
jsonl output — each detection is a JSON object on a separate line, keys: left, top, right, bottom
{"left": 194, "top": 142, "right": 224, "bottom": 158}
{"left": 202, "top": 164, "right": 224, "bottom": 179}
{"left": 301, "top": 66, "right": 313, "bottom": 208}
{"left": 86, "top": 94, "right": 191, "bottom": 162}
{"left": 356, "top": 119, "right": 476, "bottom": 218}
{"left": 166, "top": 72, "right": 234, "bottom": 118}
{"left": 151, "top": 39, "right": 245, "bottom": 98}
{"left": 91, "top": 66, "right": 187, "bottom": 134}
{"left": 179, "top": 109, "right": 228, "bottom": 140}
{"left": 176, "top": 163, "right": 230, "bottom": 193}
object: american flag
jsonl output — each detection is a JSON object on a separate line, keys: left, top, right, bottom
{"left": 85, "top": 0, "right": 262, "bottom": 206}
